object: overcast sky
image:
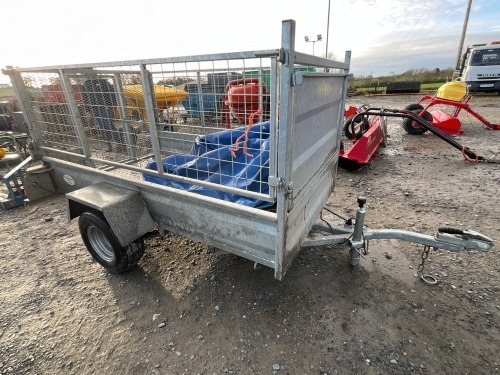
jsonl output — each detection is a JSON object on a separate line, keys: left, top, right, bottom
{"left": 1, "top": 0, "right": 499, "bottom": 84}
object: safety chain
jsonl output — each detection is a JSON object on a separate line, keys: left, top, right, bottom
{"left": 417, "top": 245, "right": 437, "bottom": 285}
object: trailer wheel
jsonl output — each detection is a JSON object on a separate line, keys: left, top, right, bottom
{"left": 344, "top": 115, "right": 369, "bottom": 140}
{"left": 402, "top": 108, "right": 432, "bottom": 135}
{"left": 78, "top": 211, "right": 144, "bottom": 273}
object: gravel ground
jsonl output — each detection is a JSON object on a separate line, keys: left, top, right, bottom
{"left": 0, "top": 94, "right": 499, "bottom": 375}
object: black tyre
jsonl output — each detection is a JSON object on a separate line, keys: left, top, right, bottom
{"left": 402, "top": 109, "right": 433, "bottom": 135}
{"left": 404, "top": 103, "right": 425, "bottom": 111}
{"left": 344, "top": 115, "right": 369, "bottom": 140}
{"left": 78, "top": 211, "right": 144, "bottom": 273}
{"left": 338, "top": 156, "right": 363, "bottom": 172}
{"left": 380, "top": 117, "right": 388, "bottom": 147}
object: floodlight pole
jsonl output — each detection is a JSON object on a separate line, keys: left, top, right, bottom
{"left": 326, "top": 0, "right": 331, "bottom": 58}
{"left": 305, "top": 34, "right": 322, "bottom": 56}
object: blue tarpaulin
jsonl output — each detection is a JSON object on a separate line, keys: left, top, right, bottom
{"left": 143, "top": 121, "right": 273, "bottom": 209}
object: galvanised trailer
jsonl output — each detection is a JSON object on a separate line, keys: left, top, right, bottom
{"left": 3, "top": 20, "right": 492, "bottom": 283}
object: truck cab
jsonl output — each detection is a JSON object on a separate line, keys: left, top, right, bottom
{"left": 456, "top": 42, "right": 500, "bottom": 94}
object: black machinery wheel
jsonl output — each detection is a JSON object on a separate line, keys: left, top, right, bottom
{"left": 402, "top": 104, "right": 433, "bottom": 135}
{"left": 380, "top": 116, "right": 388, "bottom": 147}
{"left": 78, "top": 211, "right": 144, "bottom": 273}
{"left": 404, "top": 103, "right": 425, "bottom": 112}
{"left": 344, "top": 115, "right": 370, "bottom": 140}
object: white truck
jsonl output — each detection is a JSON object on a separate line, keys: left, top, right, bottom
{"left": 456, "top": 41, "right": 500, "bottom": 94}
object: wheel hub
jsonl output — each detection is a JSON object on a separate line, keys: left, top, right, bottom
{"left": 87, "top": 225, "right": 115, "bottom": 263}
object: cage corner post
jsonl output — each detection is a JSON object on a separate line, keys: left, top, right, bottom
{"left": 273, "top": 19, "right": 297, "bottom": 280}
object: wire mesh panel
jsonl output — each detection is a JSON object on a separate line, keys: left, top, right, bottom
{"left": 15, "top": 68, "right": 155, "bottom": 167}
{"left": 18, "top": 72, "right": 82, "bottom": 154}
{"left": 11, "top": 52, "right": 279, "bottom": 205}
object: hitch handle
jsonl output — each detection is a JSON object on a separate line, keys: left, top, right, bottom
{"left": 438, "top": 227, "right": 464, "bottom": 235}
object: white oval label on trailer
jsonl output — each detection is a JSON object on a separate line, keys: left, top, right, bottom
{"left": 63, "top": 174, "right": 75, "bottom": 186}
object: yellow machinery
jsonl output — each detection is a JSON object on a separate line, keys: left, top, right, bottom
{"left": 436, "top": 81, "right": 467, "bottom": 101}
{"left": 123, "top": 85, "right": 187, "bottom": 120}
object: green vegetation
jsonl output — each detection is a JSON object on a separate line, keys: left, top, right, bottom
{"left": 350, "top": 67, "right": 455, "bottom": 95}
{"left": 420, "top": 82, "right": 446, "bottom": 91}
{"left": 0, "top": 86, "right": 15, "bottom": 98}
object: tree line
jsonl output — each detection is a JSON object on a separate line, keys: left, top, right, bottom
{"left": 350, "top": 67, "right": 456, "bottom": 89}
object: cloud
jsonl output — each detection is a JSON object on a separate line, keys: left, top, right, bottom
{"left": 350, "top": 32, "right": 500, "bottom": 76}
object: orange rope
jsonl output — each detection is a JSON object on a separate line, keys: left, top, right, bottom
{"left": 229, "top": 108, "right": 263, "bottom": 158}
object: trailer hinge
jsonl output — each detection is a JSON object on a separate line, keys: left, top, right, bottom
{"left": 286, "top": 184, "right": 293, "bottom": 200}
{"left": 279, "top": 48, "right": 289, "bottom": 66}
{"left": 268, "top": 176, "right": 285, "bottom": 189}
{"left": 269, "top": 177, "right": 293, "bottom": 199}
{"left": 292, "top": 71, "right": 303, "bottom": 86}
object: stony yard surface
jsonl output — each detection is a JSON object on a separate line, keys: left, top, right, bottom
{"left": 0, "top": 94, "right": 499, "bottom": 374}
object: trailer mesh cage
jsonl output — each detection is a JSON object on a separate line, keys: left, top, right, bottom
{"left": 5, "top": 20, "right": 356, "bottom": 279}
{"left": 11, "top": 53, "right": 283, "bottom": 205}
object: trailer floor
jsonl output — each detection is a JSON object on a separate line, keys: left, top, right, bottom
{"left": 0, "top": 94, "right": 499, "bottom": 375}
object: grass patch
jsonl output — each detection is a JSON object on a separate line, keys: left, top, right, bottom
{"left": 0, "top": 86, "right": 15, "bottom": 98}
{"left": 351, "top": 82, "right": 446, "bottom": 95}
